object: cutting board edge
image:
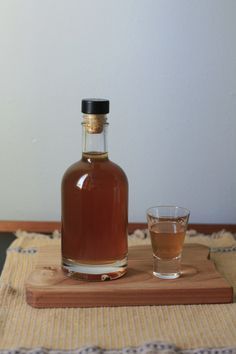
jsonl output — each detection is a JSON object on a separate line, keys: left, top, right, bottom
{"left": 26, "top": 284, "right": 233, "bottom": 308}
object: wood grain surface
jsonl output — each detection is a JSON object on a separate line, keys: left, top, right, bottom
{"left": 1, "top": 220, "right": 236, "bottom": 233}
{"left": 25, "top": 244, "right": 233, "bottom": 308}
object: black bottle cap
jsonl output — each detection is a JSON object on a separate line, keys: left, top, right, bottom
{"left": 81, "top": 99, "right": 109, "bottom": 114}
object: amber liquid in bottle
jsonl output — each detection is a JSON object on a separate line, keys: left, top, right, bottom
{"left": 61, "top": 100, "right": 128, "bottom": 281}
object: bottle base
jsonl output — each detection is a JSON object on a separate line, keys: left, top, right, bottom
{"left": 62, "top": 256, "right": 128, "bottom": 281}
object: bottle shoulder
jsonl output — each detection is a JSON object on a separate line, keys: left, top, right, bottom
{"left": 62, "top": 159, "right": 86, "bottom": 178}
{"left": 107, "top": 159, "right": 128, "bottom": 181}
{"left": 62, "top": 158, "right": 128, "bottom": 184}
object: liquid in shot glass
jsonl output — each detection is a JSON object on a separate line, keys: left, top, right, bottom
{"left": 147, "top": 206, "right": 190, "bottom": 279}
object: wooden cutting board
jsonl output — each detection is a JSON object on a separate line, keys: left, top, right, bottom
{"left": 25, "top": 244, "right": 233, "bottom": 308}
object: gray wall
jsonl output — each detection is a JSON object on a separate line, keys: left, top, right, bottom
{"left": 0, "top": 0, "right": 236, "bottom": 223}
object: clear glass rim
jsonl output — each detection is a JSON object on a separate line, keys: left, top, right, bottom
{"left": 146, "top": 205, "right": 190, "bottom": 217}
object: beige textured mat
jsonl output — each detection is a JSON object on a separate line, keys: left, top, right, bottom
{"left": 0, "top": 230, "right": 236, "bottom": 350}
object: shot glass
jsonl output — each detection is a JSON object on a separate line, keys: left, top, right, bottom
{"left": 146, "top": 206, "right": 190, "bottom": 279}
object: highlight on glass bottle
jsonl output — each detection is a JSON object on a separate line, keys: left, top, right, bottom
{"left": 61, "top": 99, "right": 128, "bottom": 281}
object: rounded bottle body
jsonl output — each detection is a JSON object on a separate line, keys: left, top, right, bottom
{"left": 61, "top": 153, "right": 128, "bottom": 280}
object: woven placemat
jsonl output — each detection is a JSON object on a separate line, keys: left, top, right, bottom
{"left": 0, "top": 230, "right": 236, "bottom": 352}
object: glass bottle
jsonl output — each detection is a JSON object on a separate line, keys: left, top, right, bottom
{"left": 61, "top": 99, "right": 128, "bottom": 281}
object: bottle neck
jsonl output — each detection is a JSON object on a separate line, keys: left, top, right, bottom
{"left": 82, "top": 114, "right": 109, "bottom": 160}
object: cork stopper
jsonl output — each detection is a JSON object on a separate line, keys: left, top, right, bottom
{"left": 83, "top": 114, "right": 107, "bottom": 134}
{"left": 81, "top": 99, "right": 109, "bottom": 134}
